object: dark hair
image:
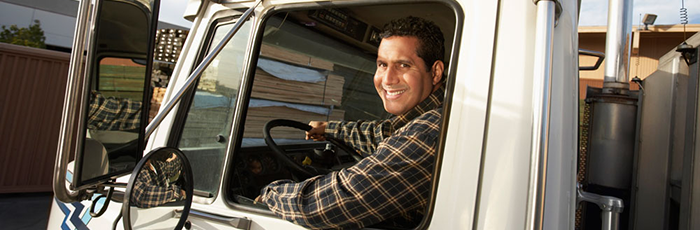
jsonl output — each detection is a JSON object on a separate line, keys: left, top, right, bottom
{"left": 379, "top": 16, "right": 445, "bottom": 73}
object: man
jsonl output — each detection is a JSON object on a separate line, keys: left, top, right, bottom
{"left": 256, "top": 16, "right": 446, "bottom": 229}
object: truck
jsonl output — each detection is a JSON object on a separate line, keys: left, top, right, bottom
{"left": 46, "top": 0, "right": 700, "bottom": 229}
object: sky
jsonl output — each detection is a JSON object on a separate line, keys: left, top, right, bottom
{"left": 580, "top": 0, "right": 700, "bottom": 26}
{"left": 158, "top": 0, "right": 700, "bottom": 28}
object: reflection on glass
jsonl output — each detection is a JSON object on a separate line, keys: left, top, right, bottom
{"left": 78, "top": 0, "right": 155, "bottom": 186}
{"left": 177, "top": 18, "right": 252, "bottom": 197}
{"left": 130, "top": 151, "right": 186, "bottom": 208}
{"left": 81, "top": 57, "right": 146, "bottom": 182}
{"left": 126, "top": 148, "right": 190, "bottom": 230}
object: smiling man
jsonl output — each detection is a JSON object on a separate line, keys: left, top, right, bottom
{"left": 257, "top": 16, "right": 446, "bottom": 229}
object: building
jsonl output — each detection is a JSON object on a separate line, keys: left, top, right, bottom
{"left": 0, "top": 0, "right": 188, "bottom": 52}
{"left": 578, "top": 24, "right": 700, "bottom": 98}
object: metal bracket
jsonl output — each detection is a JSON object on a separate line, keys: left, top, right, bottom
{"left": 532, "top": 0, "right": 563, "bottom": 26}
{"left": 576, "top": 183, "right": 624, "bottom": 230}
{"left": 176, "top": 210, "right": 251, "bottom": 229}
{"left": 579, "top": 49, "right": 605, "bottom": 71}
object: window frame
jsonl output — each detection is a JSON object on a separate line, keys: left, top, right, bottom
{"left": 167, "top": 9, "right": 255, "bottom": 203}
{"left": 217, "top": 2, "right": 465, "bottom": 229}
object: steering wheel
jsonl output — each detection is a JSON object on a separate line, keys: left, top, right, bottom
{"left": 263, "top": 119, "right": 363, "bottom": 180}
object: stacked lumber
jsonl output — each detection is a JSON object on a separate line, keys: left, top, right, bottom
{"left": 155, "top": 29, "right": 188, "bottom": 63}
{"left": 148, "top": 87, "right": 167, "bottom": 122}
{"left": 260, "top": 44, "right": 333, "bottom": 71}
{"left": 197, "top": 78, "right": 217, "bottom": 92}
{"left": 250, "top": 69, "right": 343, "bottom": 106}
{"left": 244, "top": 44, "right": 346, "bottom": 139}
{"left": 244, "top": 104, "right": 344, "bottom": 139}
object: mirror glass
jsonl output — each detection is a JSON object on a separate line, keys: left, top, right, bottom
{"left": 76, "top": 0, "right": 159, "bottom": 187}
{"left": 124, "top": 147, "right": 192, "bottom": 230}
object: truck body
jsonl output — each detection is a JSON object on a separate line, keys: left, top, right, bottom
{"left": 46, "top": 0, "right": 700, "bottom": 229}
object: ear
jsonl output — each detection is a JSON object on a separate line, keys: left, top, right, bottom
{"left": 431, "top": 60, "right": 444, "bottom": 85}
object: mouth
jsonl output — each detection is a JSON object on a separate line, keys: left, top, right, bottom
{"left": 384, "top": 89, "right": 406, "bottom": 99}
{"left": 386, "top": 90, "right": 405, "bottom": 96}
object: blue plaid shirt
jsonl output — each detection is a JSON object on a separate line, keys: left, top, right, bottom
{"left": 259, "top": 86, "right": 444, "bottom": 229}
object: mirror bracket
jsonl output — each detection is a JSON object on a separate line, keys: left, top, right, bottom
{"left": 90, "top": 186, "right": 114, "bottom": 217}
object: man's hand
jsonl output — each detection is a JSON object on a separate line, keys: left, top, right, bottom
{"left": 306, "top": 121, "right": 328, "bottom": 141}
{"left": 254, "top": 195, "right": 263, "bottom": 204}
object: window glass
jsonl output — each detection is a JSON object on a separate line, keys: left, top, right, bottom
{"left": 176, "top": 17, "right": 251, "bottom": 197}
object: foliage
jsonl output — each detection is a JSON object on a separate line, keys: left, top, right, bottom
{"left": 0, "top": 20, "right": 46, "bottom": 48}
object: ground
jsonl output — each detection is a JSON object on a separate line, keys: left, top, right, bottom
{"left": 0, "top": 192, "right": 52, "bottom": 229}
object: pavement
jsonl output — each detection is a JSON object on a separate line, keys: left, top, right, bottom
{"left": 0, "top": 192, "right": 53, "bottom": 229}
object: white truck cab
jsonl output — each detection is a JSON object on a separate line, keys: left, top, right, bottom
{"left": 47, "top": 0, "right": 700, "bottom": 229}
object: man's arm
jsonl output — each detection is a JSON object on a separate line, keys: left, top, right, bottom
{"left": 308, "top": 119, "right": 392, "bottom": 157}
{"left": 130, "top": 173, "right": 183, "bottom": 208}
{"left": 260, "top": 111, "right": 441, "bottom": 229}
{"left": 88, "top": 92, "right": 142, "bottom": 131}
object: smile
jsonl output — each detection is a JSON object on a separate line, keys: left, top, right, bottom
{"left": 386, "top": 90, "right": 406, "bottom": 96}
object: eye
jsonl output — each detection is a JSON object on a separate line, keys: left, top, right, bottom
{"left": 400, "top": 63, "right": 410, "bottom": 68}
{"left": 377, "top": 62, "right": 387, "bottom": 68}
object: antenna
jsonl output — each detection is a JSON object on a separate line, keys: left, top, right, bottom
{"left": 680, "top": 0, "right": 689, "bottom": 41}
{"left": 676, "top": 0, "right": 694, "bottom": 62}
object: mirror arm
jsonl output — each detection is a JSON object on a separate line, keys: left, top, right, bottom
{"left": 112, "top": 212, "right": 123, "bottom": 230}
{"left": 144, "top": 0, "right": 261, "bottom": 140}
{"left": 90, "top": 186, "right": 114, "bottom": 217}
{"left": 54, "top": 0, "right": 93, "bottom": 203}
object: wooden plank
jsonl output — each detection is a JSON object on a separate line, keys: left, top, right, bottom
{"left": 251, "top": 69, "right": 343, "bottom": 106}
{"left": 260, "top": 44, "right": 334, "bottom": 71}
{"left": 244, "top": 106, "right": 344, "bottom": 139}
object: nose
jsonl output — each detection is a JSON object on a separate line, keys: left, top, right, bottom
{"left": 378, "top": 66, "right": 400, "bottom": 85}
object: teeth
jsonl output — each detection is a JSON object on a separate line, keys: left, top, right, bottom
{"left": 387, "top": 90, "right": 405, "bottom": 96}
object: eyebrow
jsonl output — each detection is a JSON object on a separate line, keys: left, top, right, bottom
{"left": 395, "top": 59, "right": 414, "bottom": 65}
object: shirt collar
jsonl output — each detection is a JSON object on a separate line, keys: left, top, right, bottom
{"left": 390, "top": 84, "right": 445, "bottom": 129}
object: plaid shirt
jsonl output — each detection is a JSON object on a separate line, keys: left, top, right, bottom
{"left": 259, "top": 86, "right": 444, "bottom": 229}
{"left": 88, "top": 92, "right": 142, "bottom": 131}
{"left": 325, "top": 86, "right": 445, "bottom": 157}
{"left": 130, "top": 159, "right": 184, "bottom": 208}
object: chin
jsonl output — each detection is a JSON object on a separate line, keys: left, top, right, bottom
{"left": 384, "top": 105, "right": 406, "bottom": 116}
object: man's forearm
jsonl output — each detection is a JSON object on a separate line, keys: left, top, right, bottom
{"left": 325, "top": 119, "right": 391, "bottom": 157}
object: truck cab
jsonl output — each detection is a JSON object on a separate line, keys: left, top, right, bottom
{"left": 48, "top": 0, "right": 700, "bottom": 229}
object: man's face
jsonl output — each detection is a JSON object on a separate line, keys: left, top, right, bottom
{"left": 374, "top": 36, "right": 440, "bottom": 115}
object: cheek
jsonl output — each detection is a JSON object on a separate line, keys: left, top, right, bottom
{"left": 373, "top": 75, "right": 382, "bottom": 89}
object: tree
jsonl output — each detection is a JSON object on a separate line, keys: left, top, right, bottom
{"left": 0, "top": 20, "right": 46, "bottom": 48}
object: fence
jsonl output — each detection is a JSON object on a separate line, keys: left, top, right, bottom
{"left": 0, "top": 43, "right": 69, "bottom": 193}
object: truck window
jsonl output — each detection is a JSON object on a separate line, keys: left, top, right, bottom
{"left": 173, "top": 16, "right": 252, "bottom": 198}
{"left": 228, "top": 2, "right": 457, "bottom": 229}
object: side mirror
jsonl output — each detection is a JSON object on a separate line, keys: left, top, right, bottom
{"left": 122, "top": 147, "right": 193, "bottom": 230}
{"left": 57, "top": 0, "right": 161, "bottom": 194}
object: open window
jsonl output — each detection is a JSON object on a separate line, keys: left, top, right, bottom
{"left": 225, "top": 2, "right": 458, "bottom": 229}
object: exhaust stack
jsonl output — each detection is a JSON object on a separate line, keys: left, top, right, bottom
{"left": 579, "top": 0, "right": 639, "bottom": 229}
{"left": 603, "top": 0, "right": 634, "bottom": 94}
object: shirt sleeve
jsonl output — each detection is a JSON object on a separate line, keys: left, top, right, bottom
{"left": 130, "top": 169, "right": 182, "bottom": 208}
{"left": 325, "top": 119, "right": 392, "bottom": 157}
{"left": 88, "top": 92, "right": 143, "bottom": 131}
{"left": 259, "top": 127, "right": 438, "bottom": 229}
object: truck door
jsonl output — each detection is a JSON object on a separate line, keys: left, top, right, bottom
{"left": 163, "top": 1, "right": 487, "bottom": 229}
